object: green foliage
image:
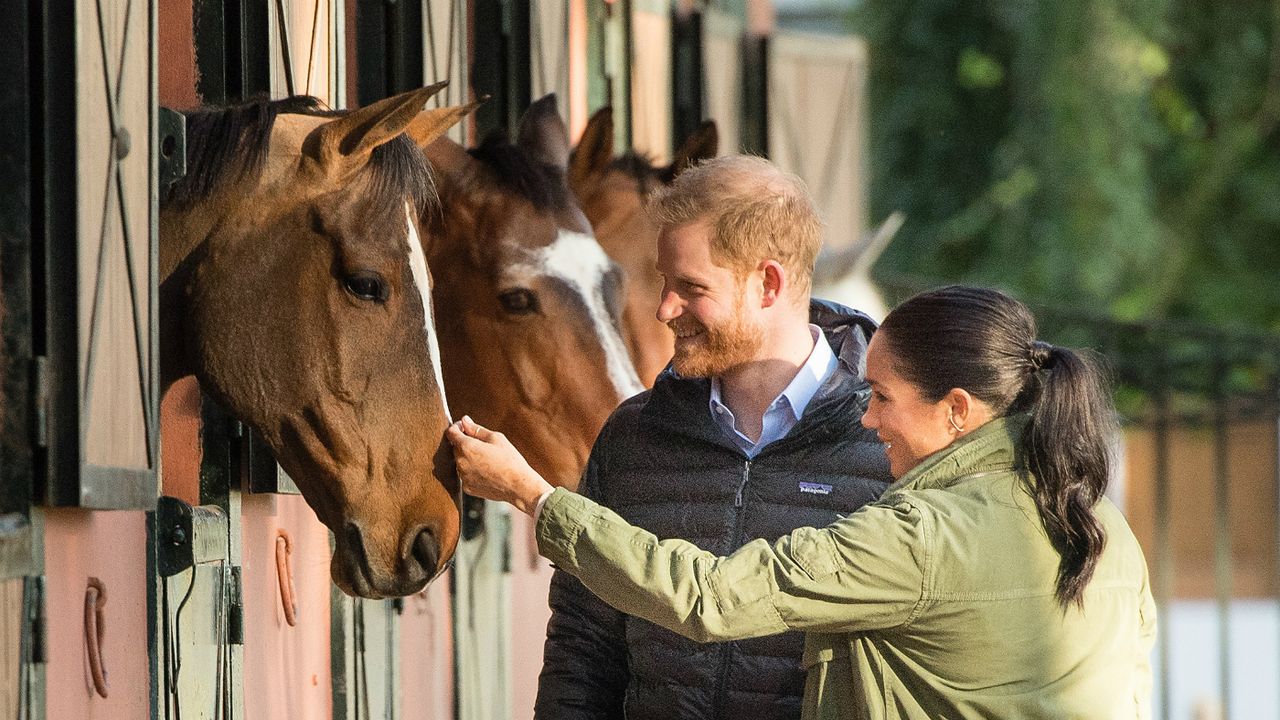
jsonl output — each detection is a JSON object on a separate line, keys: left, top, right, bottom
{"left": 855, "top": 0, "right": 1280, "bottom": 332}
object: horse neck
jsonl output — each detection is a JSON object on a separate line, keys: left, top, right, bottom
{"left": 157, "top": 192, "right": 235, "bottom": 393}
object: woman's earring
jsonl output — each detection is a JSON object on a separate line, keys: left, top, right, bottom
{"left": 949, "top": 415, "right": 964, "bottom": 434}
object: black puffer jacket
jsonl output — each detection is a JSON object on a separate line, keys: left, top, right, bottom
{"left": 534, "top": 301, "right": 892, "bottom": 720}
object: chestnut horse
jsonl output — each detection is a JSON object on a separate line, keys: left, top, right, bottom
{"left": 569, "top": 108, "right": 718, "bottom": 387}
{"left": 425, "top": 96, "right": 644, "bottom": 488}
{"left": 159, "top": 84, "right": 473, "bottom": 598}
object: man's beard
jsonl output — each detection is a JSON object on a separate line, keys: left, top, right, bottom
{"left": 668, "top": 307, "right": 764, "bottom": 378}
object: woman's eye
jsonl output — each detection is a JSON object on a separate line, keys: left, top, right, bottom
{"left": 499, "top": 288, "right": 539, "bottom": 315}
{"left": 344, "top": 273, "right": 388, "bottom": 302}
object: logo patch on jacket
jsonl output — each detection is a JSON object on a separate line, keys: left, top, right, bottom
{"left": 799, "top": 481, "right": 833, "bottom": 496}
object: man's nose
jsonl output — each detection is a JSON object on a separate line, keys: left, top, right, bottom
{"left": 656, "top": 291, "right": 682, "bottom": 323}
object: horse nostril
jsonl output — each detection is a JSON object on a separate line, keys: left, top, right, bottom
{"left": 411, "top": 528, "right": 440, "bottom": 575}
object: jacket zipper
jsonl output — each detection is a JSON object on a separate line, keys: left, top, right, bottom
{"left": 715, "top": 459, "right": 752, "bottom": 718}
{"left": 733, "top": 460, "right": 750, "bottom": 507}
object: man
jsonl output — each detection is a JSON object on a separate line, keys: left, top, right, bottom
{"left": 536, "top": 155, "right": 891, "bottom": 720}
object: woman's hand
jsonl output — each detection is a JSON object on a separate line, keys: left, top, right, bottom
{"left": 445, "top": 416, "right": 554, "bottom": 515}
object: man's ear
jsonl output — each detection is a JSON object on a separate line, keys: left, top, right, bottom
{"left": 759, "top": 260, "right": 787, "bottom": 308}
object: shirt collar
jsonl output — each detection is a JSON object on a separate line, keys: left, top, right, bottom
{"left": 709, "top": 324, "right": 837, "bottom": 422}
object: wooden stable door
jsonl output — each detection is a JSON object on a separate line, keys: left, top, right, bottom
{"left": 701, "top": 8, "right": 743, "bottom": 155}
{"left": 766, "top": 31, "right": 870, "bottom": 250}
{"left": 11, "top": 0, "right": 161, "bottom": 718}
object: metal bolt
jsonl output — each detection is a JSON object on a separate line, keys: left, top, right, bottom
{"left": 171, "top": 526, "right": 187, "bottom": 546}
{"left": 114, "top": 127, "right": 131, "bottom": 160}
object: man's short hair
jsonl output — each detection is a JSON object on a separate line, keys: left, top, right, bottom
{"left": 647, "top": 155, "right": 823, "bottom": 297}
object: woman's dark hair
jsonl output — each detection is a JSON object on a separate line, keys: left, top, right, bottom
{"left": 877, "top": 286, "right": 1116, "bottom": 608}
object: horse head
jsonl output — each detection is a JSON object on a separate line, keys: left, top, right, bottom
{"left": 569, "top": 108, "right": 718, "bottom": 387}
{"left": 159, "top": 85, "right": 475, "bottom": 598}
{"left": 425, "top": 95, "right": 644, "bottom": 488}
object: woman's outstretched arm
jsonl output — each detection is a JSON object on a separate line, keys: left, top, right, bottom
{"left": 448, "top": 414, "right": 928, "bottom": 642}
{"left": 532, "top": 487, "right": 929, "bottom": 643}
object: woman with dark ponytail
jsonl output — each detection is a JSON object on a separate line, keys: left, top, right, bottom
{"left": 451, "top": 286, "right": 1156, "bottom": 719}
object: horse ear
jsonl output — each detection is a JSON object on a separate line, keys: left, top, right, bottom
{"left": 304, "top": 82, "right": 448, "bottom": 176}
{"left": 669, "top": 120, "right": 718, "bottom": 181}
{"left": 517, "top": 94, "right": 570, "bottom": 170}
{"left": 406, "top": 97, "right": 484, "bottom": 150}
{"left": 569, "top": 106, "right": 614, "bottom": 189}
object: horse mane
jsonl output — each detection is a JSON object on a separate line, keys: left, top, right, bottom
{"left": 466, "top": 132, "right": 573, "bottom": 211}
{"left": 164, "top": 95, "right": 437, "bottom": 218}
{"left": 608, "top": 152, "right": 671, "bottom": 190}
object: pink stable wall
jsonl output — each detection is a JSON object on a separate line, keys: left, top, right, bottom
{"left": 509, "top": 511, "right": 554, "bottom": 720}
{"left": 241, "top": 494, "right": 334, "bottom": 719}
{"left": 42, "top": 509, "right": 151, "bottom": 720}
{"left": 400, "top": 573, "right": 456, "bottom": 719}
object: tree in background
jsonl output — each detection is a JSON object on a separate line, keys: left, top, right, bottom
{"left": 857, "top": 0, "right": 1280, "bottom": 331}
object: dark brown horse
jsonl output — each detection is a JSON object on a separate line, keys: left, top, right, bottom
{"left": 569, "top": 108, "right": 718, "bottom": 386}
{"left": 425, "top": 96, "right": 644, "bottom": 489}
{"left": 159, "top": 84, "right": 473, "bottom": 598}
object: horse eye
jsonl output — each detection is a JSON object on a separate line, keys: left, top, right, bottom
{"left": 498, "top": 288, "right": 539, "bottom": 315}
{"left": 344, "top": 272, "right": 388, "bottom": 302}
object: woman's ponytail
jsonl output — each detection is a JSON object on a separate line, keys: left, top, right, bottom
{"left": 878, "top": 286, "right": 1117, "bottom": 609}
{"left": 1023, "top": 345, "right": 1115, "bottom": 607}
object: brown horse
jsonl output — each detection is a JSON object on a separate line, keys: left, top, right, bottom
{"left": 569, "top": 108, "right": 718, "bottom": 387}
{"left": 425, "top": 96, "right": 644, "bottom": 489}
{"left": 159, "top": 84, "right": 473, "bottom": 598}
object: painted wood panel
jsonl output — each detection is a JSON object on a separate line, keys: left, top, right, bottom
{"left": 767, "top": 31, "right": 869, "bottom": 250}
{"left": 241, "top": 494, "right": 333, "bottom": 720}
{"left": 454, "top": 501, "right": 513, "bottom": 720}
{"left": 531, "top": 0, "right": 571, "bottom": 108}
{"left": 1124, "top": 421, "right": 1279, "bottom": 599}
{"left": 701, "top": 9, "right": 742, "bottom": 154}
{"left": 0, "top": 579, "right": 21, "bottom": 718}
{"left": 42, "top": 509, "right": 150, "bottom": 720}
{"left": 630, "top": 8, "right": 672, "bottom": 162}
{"left": 270, "top": 0, "right": 345, "bottom": 105}
{"left": 508, "top": 510, "right": 554, "bottom": 720}
{"left": 75, "top": 0, "right": 156, "bottom": 479}
{"left": 423, "top": 0, "right": 471, "bottom": 142}
{"left": 398, "top": 575, "right": 455, "bottom": 720}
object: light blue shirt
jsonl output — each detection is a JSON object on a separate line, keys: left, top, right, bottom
{"left": 708, "top": 325, "right": 838, "bottom": 458}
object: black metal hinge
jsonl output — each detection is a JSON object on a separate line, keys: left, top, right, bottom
{"left": 227, "top": 565, "right": 244, "bottom": 645}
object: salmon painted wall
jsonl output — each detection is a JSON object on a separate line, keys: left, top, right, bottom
{"left": 242, "top": 494, "right": 334, "bottom": 719}
{"left": 400, "top": 574, "right": 456, "bottom": 719}
{"left": 42, "top": 509, "right": 151, "bottom": 720}
{"left": 509, "top": 511, "right": 554, "bottom": 720}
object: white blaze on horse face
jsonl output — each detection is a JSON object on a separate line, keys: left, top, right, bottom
{"left": 538, "top": 231, "right": 645, "bottom": 400}
{"left": 405, "top": 204, "right": 452, "bottom": 422}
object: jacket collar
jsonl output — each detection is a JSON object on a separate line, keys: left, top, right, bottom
{"left": 886, "top": 414, "right": 1029, "bottom": 494}
{"left": 640, "top": 299, "right": 877, "bottom": 453}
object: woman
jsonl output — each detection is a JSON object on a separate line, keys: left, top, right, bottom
{"left": 448, "top": 286, "right": 1156, "bottom": 719}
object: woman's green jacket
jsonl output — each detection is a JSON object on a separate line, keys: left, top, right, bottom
{"left": 535, "top": 416, "right": 1156, "bottom": 719}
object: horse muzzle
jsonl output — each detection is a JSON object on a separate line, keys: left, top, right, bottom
{"left": 333, "top": 521, "right": 445, "bottom": 598}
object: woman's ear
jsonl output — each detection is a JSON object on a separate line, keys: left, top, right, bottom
{"left": 944, "top": 388, "right": 975, "bottom": 433}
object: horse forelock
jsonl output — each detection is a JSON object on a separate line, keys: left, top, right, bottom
{"left": 164, "top": 96, "right": 438, "bottom": 223}
{"left": 466, "top": 132, "right": 573, "bottom": 212}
